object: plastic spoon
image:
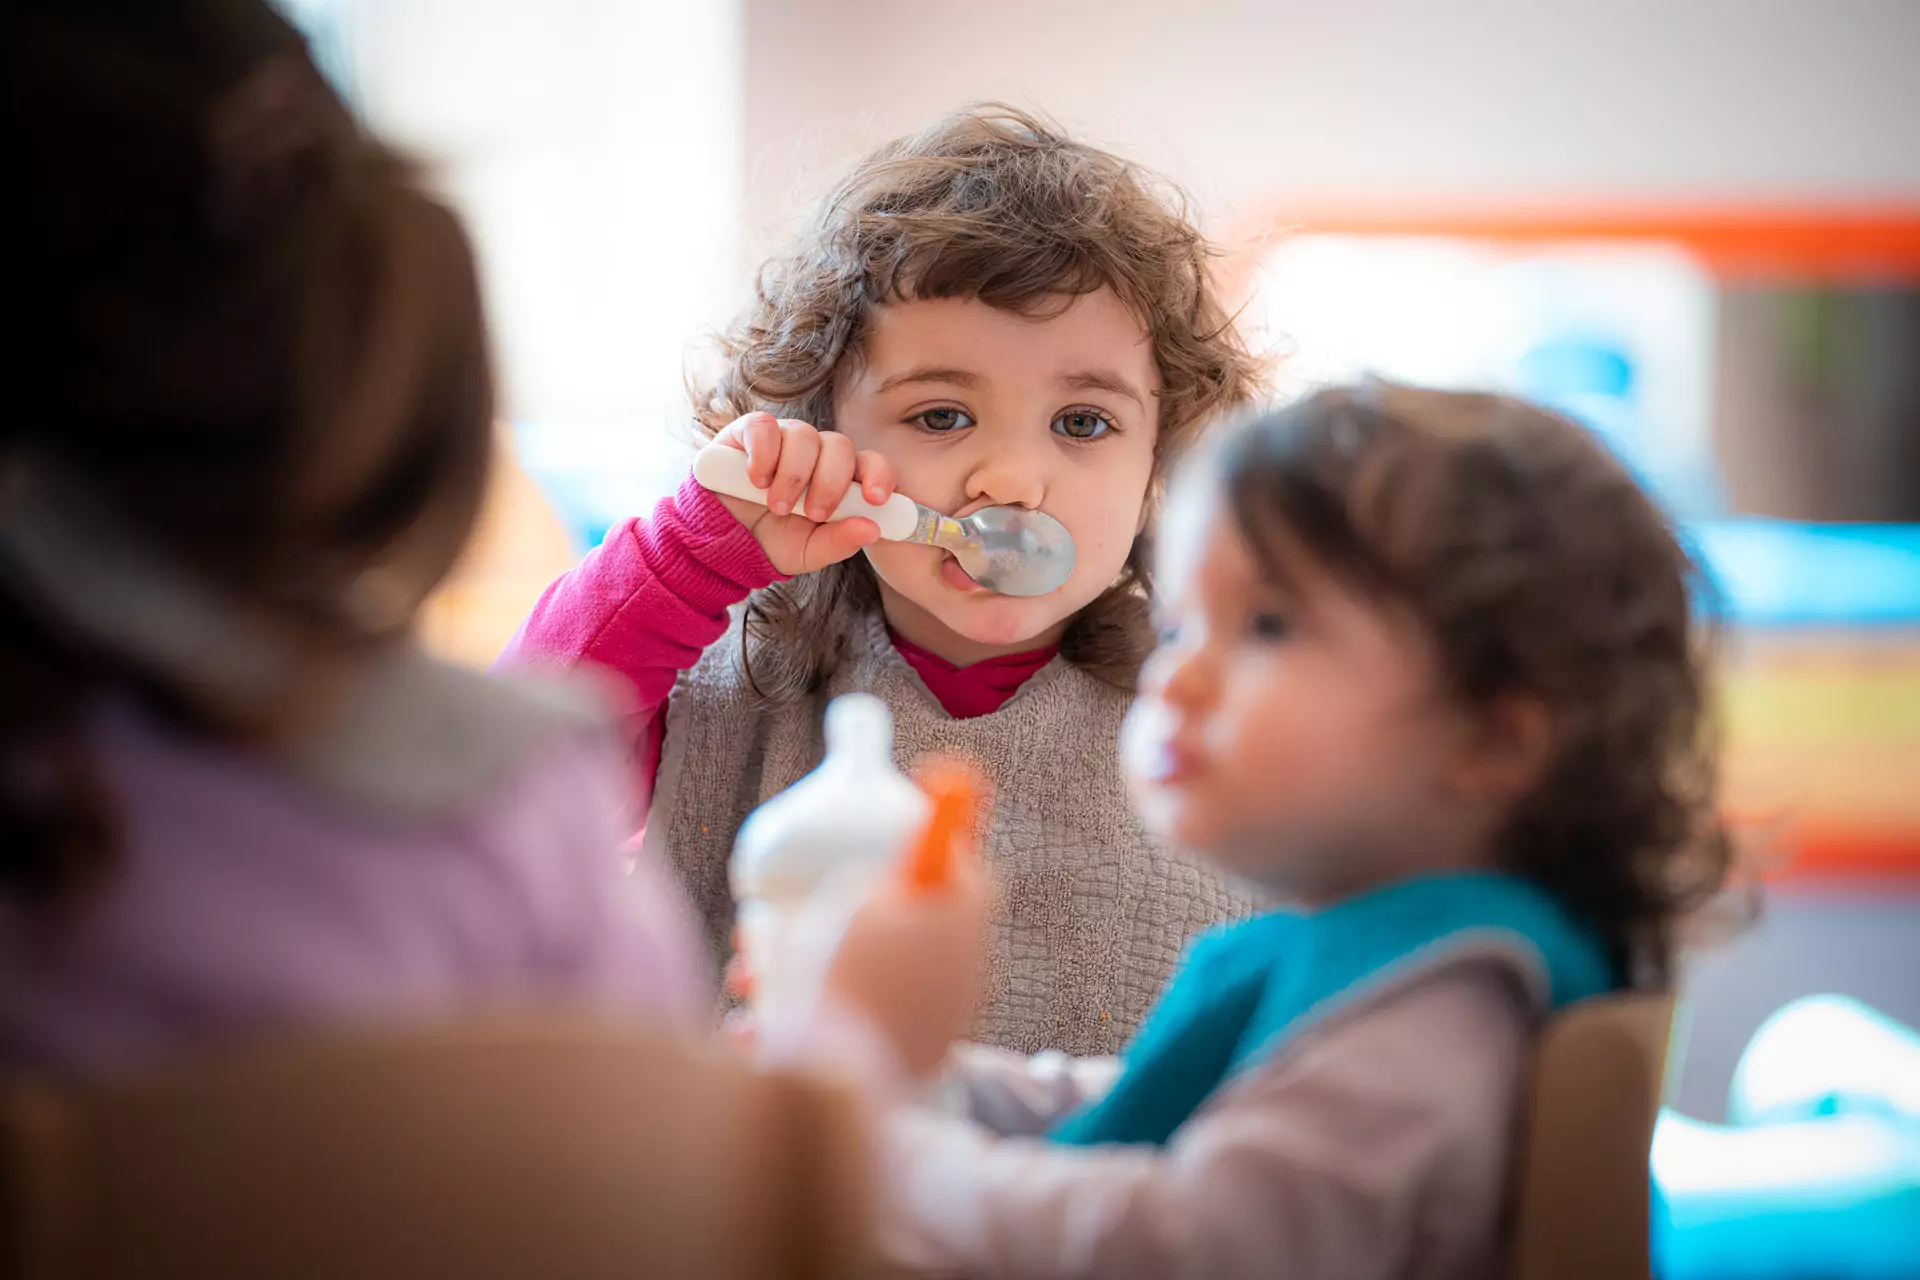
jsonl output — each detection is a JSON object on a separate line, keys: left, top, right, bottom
{"left": 694, "top": 443, "right": 1076, "bottom": 597}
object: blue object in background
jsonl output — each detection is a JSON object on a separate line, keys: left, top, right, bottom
{"left": 1517, "top": 338, "right": 1648, "bottom": 490}
{"left": 1511, "top": 331, "right": 1920, "bottom": 628}
{"left": 1732, "top": 996, "right": 1920, "bottom": 1128}
{"left": 1654, "top": 1110, "right": 1920, "bottom": 1280}
{"left": 1686, "top": 520, "right": 1920, "bottom": 628}
{"left": 1516, "top": 334, "right": 1728, "bottom": 520}
{"left": 1655, "top": 997, "right": 1920, "bottom": 1280}
{"left": 512, "top": 421, "right": 693, "bottom": 554}
{"left": 1517, "top": 339, "right": 1637, "bottom": 401}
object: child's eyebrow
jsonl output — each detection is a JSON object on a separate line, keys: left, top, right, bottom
{"left": 873, "top": 367, "right": 982, "bottom": 394}
{"left": 1060, "top": 370, "right": 1145, "bottom": 408}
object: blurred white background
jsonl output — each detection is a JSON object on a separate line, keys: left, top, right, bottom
{"left": 290, "top": 0, "right": 1920, "bottom": 461}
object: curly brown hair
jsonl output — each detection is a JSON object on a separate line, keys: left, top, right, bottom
{"left": 1213, "top": 383, "right": 1733, "bottom": 986}
{"left": 697, "top": 104, "right": 1263, "bottom": 697}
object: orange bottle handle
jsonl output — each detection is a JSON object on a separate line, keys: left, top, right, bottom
{"left": 905, "top": 760, "right": 983, "bottom": 892}
{"left": 726, "top": 926, "right": 755, "bottom": 1001}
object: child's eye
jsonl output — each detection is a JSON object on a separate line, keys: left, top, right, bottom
{"left": 1052, "top": 409, "right": 1115, "bottom": 441}
{"left": 911, "top": 407, "right": 975, "bottom": 433}
{"left": 1153, "top": 619, "right": 1182, "bottom": 647}
{"left": 1248, "top": 611, "right": 1292, "bottom": 642}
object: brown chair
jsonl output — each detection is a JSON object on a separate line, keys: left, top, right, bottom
{"left": 1510, "top": 993, "right": 1682, "bottom": 1280}
{"left": 0, "top": 1015, "right": 873, "bottom": 1280}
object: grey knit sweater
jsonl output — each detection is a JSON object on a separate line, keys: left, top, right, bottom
{"left": 639, "top": 609, "right": 1254, "bottom": 1057}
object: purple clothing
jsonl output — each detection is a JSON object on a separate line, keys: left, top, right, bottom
{"left": 0, "top": 688, "right": 710, "bottom": 1076}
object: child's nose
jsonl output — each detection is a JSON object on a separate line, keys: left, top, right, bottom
{"left": 962, "top": 443, "right": 1049, "bottom": 511}
{"left": 1150, "top": 639, "right": 1217, "bottom": 713}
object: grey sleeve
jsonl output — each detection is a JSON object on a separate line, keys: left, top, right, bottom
{"left": 876, "top": 963, "right": 1533, "bottom": 1280}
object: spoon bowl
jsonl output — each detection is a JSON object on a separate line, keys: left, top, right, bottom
{"left": 937, "top": 506, "right": 1076, "bottom": 597}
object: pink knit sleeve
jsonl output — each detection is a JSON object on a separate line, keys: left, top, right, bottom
{"left": 498, "top": 473, "right": 786, "bottom": 797}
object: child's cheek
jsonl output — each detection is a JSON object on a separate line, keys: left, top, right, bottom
{"left": 1079, "top": 524, "right": 1133, "bottom": 572}
{"left": 1222, "top": 689, "right": 1324, "bottom": 810}
{"left": 1057, "top": 515, "right": 1140, "bottom": 609}
{"left": 1075, "top": 490, "right": 1144, "bottom": 560}
{"left": 860, "top": 540, "right": 926, "bottom": 587}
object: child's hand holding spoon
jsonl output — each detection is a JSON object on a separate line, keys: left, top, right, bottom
{"left": 699, "top": 413, "right": 1076, "bottom": 596}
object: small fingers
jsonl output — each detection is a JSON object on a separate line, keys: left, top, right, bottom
{"left": 806, "top": 431, "right": 859, "bottom": 522}
{"left": 725, "top": 412, "right": 783, "bottom": 489}
{"left": 854, "top": 450, "right": 898, "bottom": 506}
{"left": 803, "top": 517, "right": 881, "bottom": 572}
{"left": 766, "top": 419, "right": 821, "bottom": 517}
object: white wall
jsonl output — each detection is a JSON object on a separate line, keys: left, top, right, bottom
{"left": 744, "top": 0, "right": 1920, "bottom": 242}
{"left": 346, "top": 0, "right": 744, "bottom": 432}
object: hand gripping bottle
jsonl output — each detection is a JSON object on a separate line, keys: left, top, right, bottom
{"left": 728, "top": 693, "right": 930, "bottom": 1026}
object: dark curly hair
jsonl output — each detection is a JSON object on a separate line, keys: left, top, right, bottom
{"left": 696, "top": 103, "right": 1264, "bottom": 698}
{"left": 1213, "top": 383, "right": 1733, "bottom": 986}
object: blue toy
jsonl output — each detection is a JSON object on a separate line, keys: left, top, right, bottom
{"left": 1654, "top": 996, "right": 1920, "bottom": 1280}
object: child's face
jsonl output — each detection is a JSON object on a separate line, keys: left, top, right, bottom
{"left": 833, "top": 290, "right": 1161, "bottom": 659}
{"left": 1124, "top": 477, "right": 1493, "bottom": 903}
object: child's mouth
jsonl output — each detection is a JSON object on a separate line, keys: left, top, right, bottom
{"left": 939, "top": 552, "right": 994, "bottom": 595}
{"left": 1124, "top": 726, "right": 1202, "bottom": 786}
{"left": 1122, "top": 702, "right": 1202, "bottom": 786}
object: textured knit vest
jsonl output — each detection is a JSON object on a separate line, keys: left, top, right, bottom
{"left": 640, "top": 609, "right": 1257, "bottom": 1056}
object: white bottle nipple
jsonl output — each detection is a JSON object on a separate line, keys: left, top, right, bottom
{"left": 823, "top": 692, "right": 894, "bottom": 771}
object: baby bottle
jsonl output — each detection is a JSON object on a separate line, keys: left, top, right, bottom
{"left": 729, "top": 693, "right": 931, "bottom": 1027}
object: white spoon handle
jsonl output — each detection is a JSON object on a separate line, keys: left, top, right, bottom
{"left": 693, "top": 444, "right": 921, "bottom": 542}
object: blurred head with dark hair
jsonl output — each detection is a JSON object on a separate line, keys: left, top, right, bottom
{"left": 1129, "top": 383, "right": 1731, "bottom": 986}
{"left": 4, "top": 0, "right": 495, "bottom": 911}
